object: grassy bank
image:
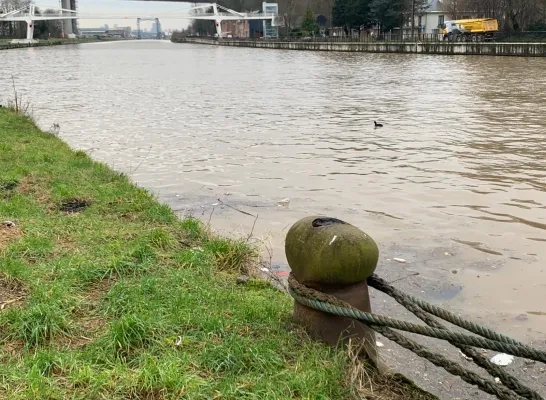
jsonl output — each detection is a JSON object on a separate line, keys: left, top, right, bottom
{"left": 0, "top": 37, "right": 126, "bottom": 50}
{"left": 0, "top": 109, "right": 434, "bottom": 399}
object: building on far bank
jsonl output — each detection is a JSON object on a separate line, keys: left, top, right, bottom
{"left": 406, "top": 0, "right": 478, "bottom": 37}
{"left": 249, "top": 19, "right": 264, "bottom": 38}
{"left": 219, "top": 3, "right": 278, "bottom": 38}
{"left": 262, "top": 2, "right": 279, "bottom": 38}
{"left": 220, "top": 20, "right": 250, "bottom": 37}
{"left": 79, "top": 27, "right": 132, "bottom": 38}
{"left": 79, "top": 28, "right": 108, "bottom": 38}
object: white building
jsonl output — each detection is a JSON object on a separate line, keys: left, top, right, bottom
{"left": 262, "top": 2, "right": 279, "bottom": 38}
{"left": 412, "top": 0, "right": 478, "bottom": 36}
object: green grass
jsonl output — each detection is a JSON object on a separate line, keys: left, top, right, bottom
{"left": 0, "top": 109, "right": 434, "bottom": 399}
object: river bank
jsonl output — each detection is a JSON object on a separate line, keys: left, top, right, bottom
{"left": 0, "top": 108, "right": 436, "bottom": 399}
{"left": 176, "top": 37, "right": 546, "bottom": 56}
{"left": 0, "top": 37, "right": 124, "bottom": 51}
{"left": 2, "top": 40, "right": 546, "bottom": 399}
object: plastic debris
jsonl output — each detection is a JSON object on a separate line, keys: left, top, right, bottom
{"left": 458, "top": 350, "right": 473, "bottom": 361}
{"left": 277, "top": 198, "right": 290, "bottom": 207}
{"left": 175, "top": 336, "right": 182, "bottom": 346}
{"left": 491, "top": 353, "right": 514, "bottom": 366}
{"left": 376, "top": 341, "right": 384, "bottom": 347}
{"left": 260, "top": 267, "right": 270, "bottom": 273}
{"left": 393, "top": 258, "right": 406, "bottom": 263}
{"left": 494, "top": 377, "right": 501, "bottom": 384}
{"left": 329, "top": 235, "right": 338, "bottom": 246}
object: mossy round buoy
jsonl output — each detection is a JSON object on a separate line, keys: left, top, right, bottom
{"left": 285, "top": 216, "right": 379, "bottom": 285}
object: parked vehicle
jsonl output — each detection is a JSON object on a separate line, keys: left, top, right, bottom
{"left": 442, "top": 18, "right": 499, "bottom": 42}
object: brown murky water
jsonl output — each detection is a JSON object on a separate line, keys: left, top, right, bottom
{"left": 1, "top": 40, "right": 545, "bottom": 342}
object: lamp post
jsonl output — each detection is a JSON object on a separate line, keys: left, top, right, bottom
{"left": 411, "top": 0, "right": 415, "bottom": 40}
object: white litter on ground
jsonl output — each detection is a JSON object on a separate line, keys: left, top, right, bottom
{"left": 277, "top": 198, "right": 290, "bottom": 207}
{"left": 458, "top": 350, "right": 473, "bottom": 361}
{"left": 490, "top": 353, "right": 514, "bottom": 366}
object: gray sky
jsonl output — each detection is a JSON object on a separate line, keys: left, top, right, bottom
{"left": 42, "top": 0, "right": 195, "bottom": 30}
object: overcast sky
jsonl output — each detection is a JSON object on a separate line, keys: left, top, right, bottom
{"left": 43, "top": 0, "right": 196, "bottom": 30}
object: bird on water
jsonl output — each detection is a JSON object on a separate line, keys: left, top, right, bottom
{"left": 374, "top": 121, "right": 383, "bottom": 128}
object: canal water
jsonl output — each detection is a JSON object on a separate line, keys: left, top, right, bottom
{"left": 1, "top": 40, "right": 546, "bottom": 343}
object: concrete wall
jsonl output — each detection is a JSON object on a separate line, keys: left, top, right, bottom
{"left": 181, "top": 37, "right": 546, "bottom": 57}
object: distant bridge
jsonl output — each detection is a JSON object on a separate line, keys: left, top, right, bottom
{"left": 0, "top": 3, "right": 279, "bottom": 41}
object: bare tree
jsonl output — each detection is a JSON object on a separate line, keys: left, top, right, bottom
{"left": 444, "top": 0, "right": 546, "bottom": 29}
{"left": 277, "top": 0, "right": 297, "bottom": 31}
{"left": 443, "top": 0, "right": 464, "bottom": 19}
{"left": 0, "top": 0, "right": 31, "bottom": 38}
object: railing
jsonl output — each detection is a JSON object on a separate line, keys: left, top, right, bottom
{"left": 190, "top": 11, "right": 277, "bottom": 18}
{"left": 187, "top": 31, "right": 546, "bottom": 43}
{"left": 185, "top": 34, "right": 445, "bottom": 43}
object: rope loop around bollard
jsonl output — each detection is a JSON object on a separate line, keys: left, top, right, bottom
{"left": 288, "top": 273, "right": 545, "bottom": 400}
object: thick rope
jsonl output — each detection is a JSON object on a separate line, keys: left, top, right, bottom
{"left": 369, "top": 275, "right": 524, "bottom": 347}
{"left": 287, "top": 275, "right": 520, "bottom": 400}
{"left": 372, "top": 325, "right": 521, "bottom": 400}
{"left": 288, "top": 274, "right": 546, "bottom": 400}
{"left": 288, "top": 275, "right": 546, "bottom": 364}
{"left": 368, "top": 275, "right": 543, "bottom": 400}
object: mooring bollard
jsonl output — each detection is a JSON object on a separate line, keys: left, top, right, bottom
{"left": 285, "top": 216, "right": 381, "bottom": 366}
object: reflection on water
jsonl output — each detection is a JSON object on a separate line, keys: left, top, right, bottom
{"left": 1, "top": 41, "right": 545, "bottom": 339}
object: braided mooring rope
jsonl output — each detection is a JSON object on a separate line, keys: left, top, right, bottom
{"left": 369, "top": 275, "right": 524, "bottom": 346}
{"left": 368, "top": 275, "right": 543, "bottom": 400}
{"left": 288, "top": 273, "right": 545, "bottom": 400}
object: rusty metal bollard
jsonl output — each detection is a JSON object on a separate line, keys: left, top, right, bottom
{"left": 285, "top": 216, "right": 381, "bottom": 366}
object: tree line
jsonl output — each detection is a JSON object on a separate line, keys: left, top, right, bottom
{"left": 188, "top": 0, "right": 546, "bottom": 32}
{"left": 332, "top": 0, "right": 546, "bottom": 31}
{"left": 332, "top": 0, "right": 427, "bottom": 32}
{"left": 442, "top": 0, "right": 546, "bottom": 30}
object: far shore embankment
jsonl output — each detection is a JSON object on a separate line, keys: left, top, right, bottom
{"left": 175, "top": 36, "right": 546, "bottom": 57}
{"left": 0, "top": 37, "right": 126, "bottom": 51}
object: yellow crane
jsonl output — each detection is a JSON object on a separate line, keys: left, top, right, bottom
{"left": 442, "top": 18, "right": 499, "bottom": 42}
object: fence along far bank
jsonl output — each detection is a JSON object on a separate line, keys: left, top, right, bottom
{"left": 177, "top": 36, "right": 546, "bottom": 57}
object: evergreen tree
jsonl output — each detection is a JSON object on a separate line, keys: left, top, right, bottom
{"left": 370, "top": 0, "right": 404, "bottom": 32}
{"left": 301, "top": 4, "right": 319, "bottom": 34}
{"left": 370, "top": 0, "right": 427, "bottom": 32}
{"left": 333, "top": 0, "right": 372, "bottom": 29}
{"left": 33, "top": 7, "right": 62, "bottom": 39}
